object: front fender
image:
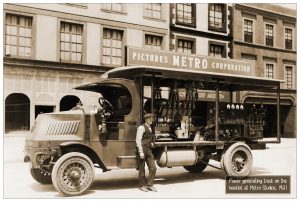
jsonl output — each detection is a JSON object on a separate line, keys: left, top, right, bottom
{"left": 59, "top": 142, "right": 108, "bottom": 171}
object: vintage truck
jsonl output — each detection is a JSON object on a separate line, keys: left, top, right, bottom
{"left": 24, "top": 65, "right": 282, "bottom": 196}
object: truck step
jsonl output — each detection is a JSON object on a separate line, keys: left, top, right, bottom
{"left": 117, "top": 155, "right": 138, "bottom": 169}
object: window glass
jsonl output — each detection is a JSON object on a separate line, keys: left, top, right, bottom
{"left": 60, "top": 21, "right": 83, "bottom": 62}
{"left": 103, "top": 28, "right": 123, "bottom": 65}
{"left": 5, "top": 14, "right": 32, "bottom": 57}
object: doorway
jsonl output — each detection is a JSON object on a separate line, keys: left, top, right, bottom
{"left": 35, "top": 105, "right": 54, "bottom": 118}
{"left": 5, "top": 93, "right": 30, "bottom": 132}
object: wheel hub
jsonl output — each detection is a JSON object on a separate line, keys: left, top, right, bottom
{"left": 69, "top": 170, "right": 81, "bottom": 181}
{"left": 67, "top": 168, "right": 82, "bottom": 183}
{"left": 232, "top": 153, "right": 247, "bottom": 172}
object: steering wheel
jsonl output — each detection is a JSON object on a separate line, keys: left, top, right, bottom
{"left": 98, "top": 98, "right": 114, "bottom": 113}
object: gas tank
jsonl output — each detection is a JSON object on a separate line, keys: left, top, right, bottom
{"left": 156, "top": 149, "right": 198, "bottom": 167}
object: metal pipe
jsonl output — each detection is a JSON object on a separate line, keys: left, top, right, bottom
{"left": 140, "top": 76, "right": 144, "bottom": 124}
{"left": 215, "top": 81, "right": 219, "bottom": 143}
{"left": 277, "top": 85, "right": 281, "bottom": 143}
{"left": 151, "top": 75, "right": 154, "bottom": 114}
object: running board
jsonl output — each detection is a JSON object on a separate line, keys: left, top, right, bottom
{"left": 117, "top": 155, "right": 138, "bottom": 169}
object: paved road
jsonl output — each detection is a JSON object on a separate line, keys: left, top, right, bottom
{"left": 3, "top": 133, "right": 296, "bottom": 198}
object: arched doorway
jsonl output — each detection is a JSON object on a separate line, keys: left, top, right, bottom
{"left": 5, "top": 93, "right": 30, "bottom": 132}
{"left": 60, "top": 95, "right": 81, "bottom": 111}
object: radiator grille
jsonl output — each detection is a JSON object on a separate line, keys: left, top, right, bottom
{"left": 46, "top": 121, "right": 80, "bottom": 136}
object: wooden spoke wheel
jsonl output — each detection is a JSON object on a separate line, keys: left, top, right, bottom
{"left": 51, "top": 152, "right": 95, "bottom": 196}
{"left": 222, "top": 142, "right": 253, "bottom": 177}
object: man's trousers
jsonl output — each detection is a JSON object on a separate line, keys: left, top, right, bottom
{"left": 138, "top": 146, "right": 157, "bottom": 187}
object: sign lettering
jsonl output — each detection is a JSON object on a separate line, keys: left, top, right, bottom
{"left": 127, "top": 47, "right": 255, "bottom": 76}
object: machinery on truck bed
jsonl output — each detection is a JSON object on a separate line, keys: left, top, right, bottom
{"left": 24, "top": 65, "right": 282, "bottom": 196}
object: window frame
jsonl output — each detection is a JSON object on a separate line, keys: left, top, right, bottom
{"left": 284, "top": 65, "right": 294, "bottom": 89}
{"left": 264, "top": 62, "right": 275, "bottom": 79}
{"left": 175, "top": 3, "right": 196, "bottom": 27}
{"left": 100, "top": 3, "right": 127, "bottom": 15}
{"left": 208, "top": 3, "right": 227, "bottom": 33}
{"left": 100, "top": 26, "right": 125, "bottom": 67}
{"left": 143, "top": 32, "right": 165, "bottom": 50}
{"left": 58, "top": 20, "right": 85, "bottom": 63}
{"left": 175, "top": 36, "right": 196, "bottom": 54}
{"left": 284, "top": 27, "right": 293, "bottom": 50}
{"left": 144, "top": 3, "right": 163, "bottom": 20}
{"left": 208, "top": 41, "right": 227, "bottom": 58}
{"left": 243, "top": 18, "right": 254, "bottom": 43}
{"left": 4, "top": 12, "right": 35, "bottom": 59}
{"left": 264, "top": 23, "right": 275, "bottom": 47}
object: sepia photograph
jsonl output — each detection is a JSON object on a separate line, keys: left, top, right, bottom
{"left": 2, "top": 1, "right": 297, "bottom": 199}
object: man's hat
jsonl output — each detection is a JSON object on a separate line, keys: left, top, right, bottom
{"left": 143, "top": 113, "right": 155, "bottom": 119}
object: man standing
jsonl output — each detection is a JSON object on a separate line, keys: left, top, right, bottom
{"left": 136, "top": 113, "right": 157, "bottom": 192}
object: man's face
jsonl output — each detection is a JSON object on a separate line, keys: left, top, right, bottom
{"left": 145, "top": 117, "right": 153, "bottom": 125}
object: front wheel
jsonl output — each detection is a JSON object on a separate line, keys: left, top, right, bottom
{"left": 51, "top": 152, "right": 95, "bottom": 196}
{"left": 222, "top": 142, "right": 253, "bottom": 177}
{"left": 183, "top": 158, "right": 209, "bottom": 173}
{"left": 30, "top": 163, "right": 52, "bottom": 184}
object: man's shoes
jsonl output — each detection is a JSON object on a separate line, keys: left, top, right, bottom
{"left": 147, "top": 185, "right": 157, "bottom": 192}
{"left": 139, "top": 186, "right": 149, "bottom": 192}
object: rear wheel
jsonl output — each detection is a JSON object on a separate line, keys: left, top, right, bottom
{"left": 183, "top": 158, "right": 209, "bottom": 173}
{"left": 222, "top": 142, "right": 253, "bottom": 177}
{"left": 30, "top": 163, "right": 52, "bottom": 184}
{"left": 51, "top": 152, "right": 95, "bottom": 196}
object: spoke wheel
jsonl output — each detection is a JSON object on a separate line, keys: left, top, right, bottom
{"left": 183, "top": 158, "right": 209, "bottom": 173}
{"left": 223, "top": 142, "right": 253, "bottom": 177}
{"left": 30, "top": 163, "right": 52, "bottom": 184}
{"left": 51, "top": 152, "right": 95, "bottom": 196}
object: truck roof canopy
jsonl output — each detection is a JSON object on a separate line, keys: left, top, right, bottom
{"left": 101, "top": 66, "right": 282, "bottom": 91}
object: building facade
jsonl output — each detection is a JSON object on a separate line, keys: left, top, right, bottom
{"left": 3, "top": 3, "right": 169, "bottom": 132}
{"left": 169, "top": 3, "right": 232, "bottom": 58}
{"left": 232, "top": 4, "right": 297, "bottom": 137}
{"left": 3, "top": 3, "right": 296, "bottom": 138}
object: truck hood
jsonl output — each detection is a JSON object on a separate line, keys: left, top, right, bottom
{"left": 26, "top": 110, "right": 86, "bottom": 142}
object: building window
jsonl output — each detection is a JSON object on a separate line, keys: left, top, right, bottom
{"left": 102, "top": 3, "right": 123, "bottom": 12}
{"left": 145, "top": 34, "right": 163, "bottom": 50}
{"left": 285, "top": 66, "right": 293, "bottom": 89}
{"left": 208, "top": 4, "right": 226, "bottom": 32}
{"left": 285, "top": 28, "right": 293, "bottom": 50}
{"left": 60, "top": 21, "right": 83, "bottom": 62}
{"left": 145, "top": 3, "right": 161, "bottom": 19}
{"left": 265, "top": 63, "right": 274, "bottom": 79}
{"left": 5, "top": 13, "right": 32, "bottom": 57}
{"left": 103, "top": 28, "right": 123, "bottom": 65}
{"left": 244, "top": 19, "right": 253, "bottom": 43}
{"left": 176, "top": 3, "right": 195, "bottom": 26}
{"left": 265, "top": 24, "right": 274, "bottom": 47}
{"left": 177, "top": 39, "right": 194, "bottom": 54}
{"left": 209, "top": 43, "right": 226, "bottom": 58}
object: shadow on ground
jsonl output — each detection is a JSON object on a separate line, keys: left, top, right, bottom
{"left": 91, "top": 168, "right": 226, "bottom": 191}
